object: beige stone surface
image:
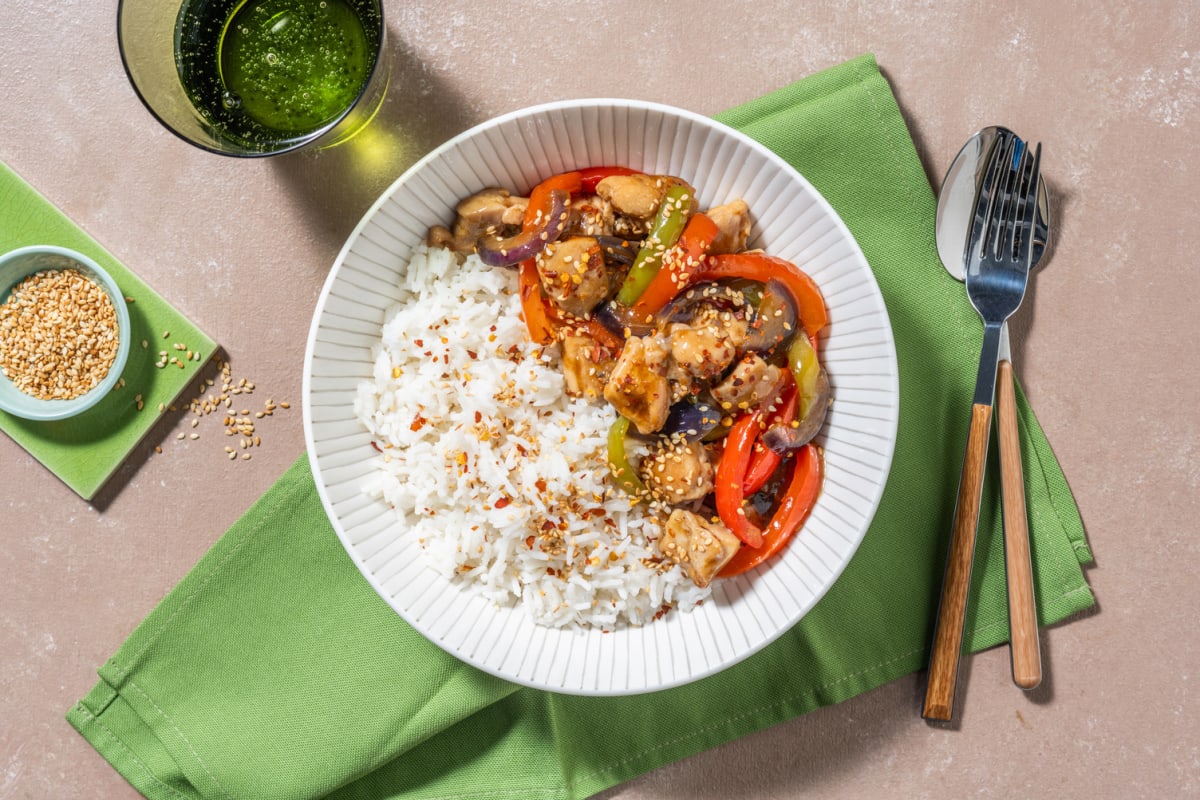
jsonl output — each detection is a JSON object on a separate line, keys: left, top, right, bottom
{"left": 1, "top": 1, "right": 1196, "bottom": 797}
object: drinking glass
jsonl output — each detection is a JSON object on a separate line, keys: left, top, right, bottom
{"left": 118, "top": 0, "right": 388, "bottom": 157}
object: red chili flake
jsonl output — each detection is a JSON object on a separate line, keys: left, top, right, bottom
{"left": 525, "top": 535, "right": 535, "bottom": 548}
{"left": 494, "top": 496, "right": 511, "bottom": 509}
{"left": 474, "top": 410, "right": 483, "bottom": 423}
{"left": 541, "top": 520, "right": 557, "bottom": 532}
{"left": 410, "top": 415, "right": 428, "bottom": 432}
{"left": 370, "top": 441, "right": 382, "bottom": 452}
{"left": 535, "top": 478, "right": 547, "bottom": 493}
{"left": 414, "top": 339, "right": 424, "bottom": 347}
{"left": 467, "top": 350, "right": 478, "bottom": 360}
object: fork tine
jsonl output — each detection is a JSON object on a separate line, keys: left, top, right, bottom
{"left": 966, "top": 131, "right": 1011, "bottom": 266}
{"left": 1016, "top": 142, "right": 1043, "bottom": 268}
{"left": 988, "top": 135, "right": 1023, "bottom": 259}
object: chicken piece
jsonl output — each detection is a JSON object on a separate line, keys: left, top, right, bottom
{"left": 705, "top": 199, "right": 752, "bottom": 255}
{"left": 535, "top": 236, "right": 612, "bottom": 318}
{"left": 665, "top": 359, "right": 695, "bottom": 404}
{"left": 595, "top": 174, "right": 667, "bottom": 220}
{"left": 603, "top": 335, "right": 672, "bottom": 434}
{"left": 560, "top": 333, "right": 615, "bottom": 399}
{"left": 666, "top": 302, "right": 750, "bottom": 382}
{"left": 659, "top": 509, "right": 742, "bottom": 588}
{"left": 641, "top": 437, "right": 714, "bottom": 504}
{"left": 428, "top": 188, "right": 529, "bottom": 253}
{"left": 596, "top": 174, "right": 677, "bottom": 239}
{"left": 710, "top": 353, "right": 786, "bottom": 413}
{"left": 565, "top": 194, "right": 615, "bottom": 237}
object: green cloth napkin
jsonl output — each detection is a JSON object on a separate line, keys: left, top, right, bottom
{"left": 67, "top": 54, "right": 1094, "bottom": 800}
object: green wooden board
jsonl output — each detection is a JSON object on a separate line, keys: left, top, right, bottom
{"left": 0, "top": 160, "right": 218, "bottom": 500}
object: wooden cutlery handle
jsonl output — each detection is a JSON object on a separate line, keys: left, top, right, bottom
{"left": 997, "top": 360, "right": 1042, "bottom": 690}
{"left": 923, "top": 403, "right": 992, "bottom": 721}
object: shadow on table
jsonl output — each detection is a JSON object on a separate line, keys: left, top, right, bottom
{"left": 269, "top": 24, "right": 478, "bottom": 259}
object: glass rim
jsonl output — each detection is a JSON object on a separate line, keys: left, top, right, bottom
{"left": 116, "top": 0, "right": 387, "bottom": 158}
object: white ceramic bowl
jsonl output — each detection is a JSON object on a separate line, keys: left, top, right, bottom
{"left": 304, "top": 99, "right": 899, "bottom": 695}
{"left": 0, "top": 245, "right": 131, "bottom": 421}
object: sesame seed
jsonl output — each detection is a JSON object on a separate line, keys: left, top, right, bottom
{"left": 0, "top": 269, "right": 120, "bottom": 400}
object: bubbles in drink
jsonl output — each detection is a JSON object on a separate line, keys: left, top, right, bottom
{"left": 174, "top": 0, "right": 380, "bottom": 148}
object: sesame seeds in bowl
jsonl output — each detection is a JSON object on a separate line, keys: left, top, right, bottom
{"left": 0, "top": 246, "right": 131, "bottom": 421}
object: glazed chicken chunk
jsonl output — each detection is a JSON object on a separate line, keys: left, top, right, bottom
{"left": 595, "top": 173, "right": 667, "bottom": 220}
{"left": 642, "top": 436, "right": 714, "bottom": 503}
{"left": 427, "top": 187, "right": 528, "bottom": 253}
{"left": 704, "top": 199, "right": 752, "bottom": 255}
{"left": 603, "top": 335, "right": 672, "bottom": 434}
{"left": 566, "top": 194, "right": 615, "bottom": 238}
{"left": 659, "top": 509, "right": 742, "bottom": 588}
{"left": 560, "top": 333, "right": 615, "bottom": 399}
{"left": 710, "top": 353, "right": 786, "bottom": 413}
{"left": 535, "top": 236, "right": 612, "bottom": 318}
{"left": 665, "top": 302, "right": 750, "bottom": 382}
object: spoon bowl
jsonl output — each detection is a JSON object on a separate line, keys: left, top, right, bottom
{"left": 937, "top": 126, "right": 1050, "bottom": 278}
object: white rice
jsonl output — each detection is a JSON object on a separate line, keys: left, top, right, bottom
{"left": 355, "top": 245, "right": 709, "bottom": 629}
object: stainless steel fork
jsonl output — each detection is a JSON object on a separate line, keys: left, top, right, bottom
{"left": 923, "top": 133, "right": 1043, "bottom": 721}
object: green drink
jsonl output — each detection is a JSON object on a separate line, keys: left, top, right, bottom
{"left": 166, "top": 0, "right": 384, "bottom": 153}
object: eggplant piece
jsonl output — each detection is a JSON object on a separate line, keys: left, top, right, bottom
{"left": 594, "top": 235, "right": 638, "bottom": 267}
{"left": 660, "top": 400, "right": 721, "bottom": 442}
{"left": 762, "top": 366, "right": 832, "bottom": 453}
{"left": 594, "top": 300, "right": 655, "bottom": 339}
{"left": 742, "top": 279, "right": 798, "bottom": 355}
{"left": 655, "top": 283, "right": 746, "bottom": 327}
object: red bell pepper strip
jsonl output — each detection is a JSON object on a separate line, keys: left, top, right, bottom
{"left": 540, "top": 299, "right": 625, "bottom": 353}
{"left": 742, "top": 375, "right": 799, "bottom": 496}
{"left": 512, "top": 171, "right": 587, "bottom": 343}
{"left": 518, "top": 259, "right": 557, "bottom": 345}
{"left": 578, "top": 165, "right": 640, "bottom": 194}
{"left": 531, "top": 170, "right": 584, "bottom": 198}
{"left": 579, "top": 315, "right": 624, "bottom": 353}
{"left": 682, "top": 252, "right": 828, "bottom": 338}
{"left": 720, "top": 443, "right": 823, "bottom": 577}
{"left": 629, "top": 212, "right": 720, "bottom": 321}
{"left": 714, "top": 411, "right": 765, "bottom": 548}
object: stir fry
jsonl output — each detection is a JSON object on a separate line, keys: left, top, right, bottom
{"left": 428, "top": 167, "right": 831, "bottom": 587}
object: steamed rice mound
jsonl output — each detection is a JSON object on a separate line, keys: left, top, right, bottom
{"left": 355, "top": 245, "right": 709, "bottom": 628}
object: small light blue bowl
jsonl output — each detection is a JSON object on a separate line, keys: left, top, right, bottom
{"left": 0, "top": 246, "right": 131, "bottom": 421}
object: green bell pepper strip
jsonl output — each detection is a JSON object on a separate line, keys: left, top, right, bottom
{"left": 614, "top": 183, "right": 694, "bottom": 306}
{"left": 607, "top": 415, "right": 648, "bottom": 497}
{"left": 787, "top": 332, "right": 821, "bottom": 419}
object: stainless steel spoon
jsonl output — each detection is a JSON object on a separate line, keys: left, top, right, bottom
{"left": 936, "top": 126, "right": 1050, "bottom": 691}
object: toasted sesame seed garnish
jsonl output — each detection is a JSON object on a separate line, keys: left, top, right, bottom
{"left": 0, "top": 269, "right": 120, "bottom": 400}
